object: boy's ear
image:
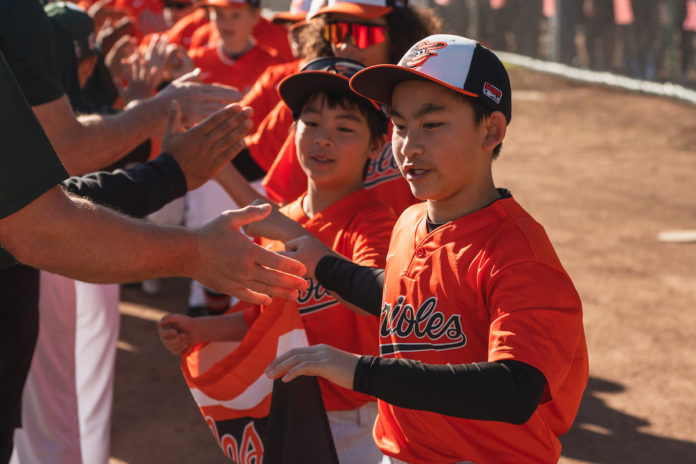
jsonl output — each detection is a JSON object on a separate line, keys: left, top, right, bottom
{"left": 368, "top": 134, "right": 388, "bottom": 160}
{"left": 482, "top": 111, "right": 506, "bottom": 152}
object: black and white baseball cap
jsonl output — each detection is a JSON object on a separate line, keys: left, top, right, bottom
{"left": 278, "top": 56, "right": 386, "bottom": 119}
{"left": 350, "top": 34, "right": 512, "bottom": 123}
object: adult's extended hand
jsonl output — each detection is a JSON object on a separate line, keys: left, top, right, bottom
{"left": 162, "top": 101, "right": 253, "bottom": 190}
{"left": 156, "top": 69, "right": 242, "bottom": 127}
{"left": 191, "top": 204, "right": 308, "bottom": 305}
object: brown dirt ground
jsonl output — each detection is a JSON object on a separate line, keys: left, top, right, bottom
{"left": 110, "top": 66, "right": 696, "bottom": 464}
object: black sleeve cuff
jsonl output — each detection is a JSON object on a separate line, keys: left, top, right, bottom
{"left": 353, "top": 355, "right": 376, "bottom": 393}
{"left": 316, "top": 256, "right": 384, "bottom": 316}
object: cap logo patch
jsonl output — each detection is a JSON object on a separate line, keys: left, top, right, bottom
{"left": 401, "top": 40, "right": 447, "bottom": 69}
{"left": 483, "top": 82, "right": 502, "bottom": 104}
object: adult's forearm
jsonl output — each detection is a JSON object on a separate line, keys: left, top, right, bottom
{"left": 33, "top": 94, "right": 167, "bottom": 176}
{"left": 71, "top": 98, "right": 168, "bottom": 174}
{"left": 1, "top": 186, "right": 196, "bottom": 283}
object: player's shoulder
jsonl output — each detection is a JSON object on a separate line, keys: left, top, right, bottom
{"left": 395, "top": 202, "right": 428, "bottom": 226}
{"left": 487, "top": 197, "right": 565, "bottom": 268}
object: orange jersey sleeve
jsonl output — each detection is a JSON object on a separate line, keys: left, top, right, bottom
{"left": 260, "top": 190, "right": 396, "bottom": 411}
{"left": 374, "top": 198, "right": 588, "bottom": 464}
{"left": 240, "top": 59, "right": 301, "bottom": 129}
{"left": 245, "top": 100, "right": 294, "bottom": 174}
{"left": 189, "top": 21, "right": 215, "bottom": 49}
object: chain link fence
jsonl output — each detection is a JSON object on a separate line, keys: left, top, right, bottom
{"left": 264, "top": 0, "right": 696, "bottom": 88}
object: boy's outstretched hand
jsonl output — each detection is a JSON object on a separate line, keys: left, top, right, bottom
{"left": 283, "top": 235, "right": 338, "bottom": 280}
{"left": 264, "top": 344, "right": 361, "bottom": 390}
{"left": 157, "top": 314, "right": 199, "bottom": 356}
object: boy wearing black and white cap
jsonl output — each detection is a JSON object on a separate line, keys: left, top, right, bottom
{"left": 266, "top": 35, "right": 589, "bottom": 463}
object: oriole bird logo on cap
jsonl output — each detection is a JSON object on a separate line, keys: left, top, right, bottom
{"left": 402, "top": 40, "right": 446, "bottom": 68}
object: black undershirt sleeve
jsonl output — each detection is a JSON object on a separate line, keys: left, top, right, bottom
{"left": 354, "top": 356, "right": 547, "bottom": 424}
{"left": 316, "top": 228, "right": 546, "bottom": 424}
{"left": 232, "top": 147, "right": 266, "bottom": 181}
{"left": 61, "top": 153, "right": 187, "bottom": 219}
{"left": 315, "top": 255, "right": 384, "bottom": 316}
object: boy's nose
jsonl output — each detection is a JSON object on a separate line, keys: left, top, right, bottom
{"left": 314, "top": 129, "right": 334, "bottom": 147}
{"left": 400, "top": 131, "right": 424, "bottom": 159}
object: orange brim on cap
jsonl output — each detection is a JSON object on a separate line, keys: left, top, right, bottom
{"left": 197, "top": 0, "right": 248, "bottom": 8}
{"left": 271, "top": 11, "right": 308, "bottom": 24}
{"left": 309, "top": 3, "right": 391, "bottom": 20}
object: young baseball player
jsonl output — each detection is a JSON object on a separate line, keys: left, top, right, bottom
{"left": 186, "top": 0, "right": 281, "bottom": 92}
{"left": 265, "top": 35, "right": 589, "bottom": 464}
{"left": 159, "top": 57, "right": 396, "bottom": 464}
{"left": 258, "top": 0, "right": 441, "bottom": 214}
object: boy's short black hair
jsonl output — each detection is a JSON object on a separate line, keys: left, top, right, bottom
{"left": 279, "top": 57, "right": 389, "bottom": 146}
{"left": 297, "top": 89, "right": 388, "bottom": 148}
{"left": 453, "top": 92, "right": 503, "bottom": 159}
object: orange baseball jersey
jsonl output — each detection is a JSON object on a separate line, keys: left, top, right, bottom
{"left": 247, "top": 189, "right": 396, "bottom": 411}
{"left": 263, "top": 135, "right": 417, "bottom": 215}
{"left": 374, "top": 199, "right": 589, "bottom": 463}
{"left": 181, "top": 299, "right": 339, "bottom": 463}
{"left": 240, "top": 59, "right": 302, "bottom": 129}
{"left": 189, "top": 16, "right": 293, "bottom": 62}
{"left": 188, "top": 42, "right": 282, "bottom": 94}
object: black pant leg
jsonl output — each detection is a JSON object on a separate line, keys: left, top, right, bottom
{"left": 0, "top": 265, "right": 40, "bottom": 463}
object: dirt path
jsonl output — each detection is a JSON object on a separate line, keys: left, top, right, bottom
{"left": 110, "top": 67, "right": 696, "bottom": 463}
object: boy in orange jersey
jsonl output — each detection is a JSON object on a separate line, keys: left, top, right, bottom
{"left": 159, "top": 57, "right": 396, "bottom": 464}
{"left": 186, "top": 0, "right": 281, "bottom": 93}
{"left": 250, "top": 0, "right": 441, "bottom": 215}
{"left": 266, "top": 35, "right": 589, "bottom": 464}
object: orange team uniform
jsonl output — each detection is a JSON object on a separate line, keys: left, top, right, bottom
{"left": 243, "top": 189, "right": 397, "bottom": 411}
{"left": 113, "top": 0, "right": 168, "bottom": 38}
{"left": 240, "top": 59, "right": 302, "bottom": 129}
{"left": 189, "top": 16, "right": 294, "bottom": 62}
{"left": 188, "top": 42, "right": 282, "bottom": 94}
{"left": 375, "top": 198, "right": 589, "bottom": 464}
{"left": 258, "top": 128, "right": 417, "bottom": 216}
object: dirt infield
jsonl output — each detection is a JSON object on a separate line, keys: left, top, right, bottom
{"left": 110, "top": 66, "right": 696, "bottom": 464}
